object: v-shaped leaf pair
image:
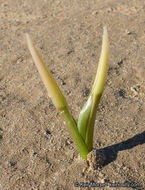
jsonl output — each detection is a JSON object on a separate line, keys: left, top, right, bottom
{"left": 26, "top": 27, "right": 109, "bottom": 159}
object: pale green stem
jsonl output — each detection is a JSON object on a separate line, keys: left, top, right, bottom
{"left": 85, "top": 27, "right": 109, "bottom": 151}
{"left": 78, "top": 27, "right": 109, "bottom": 151}
{"left": 60, "top": 109, "right": 89, "bottom": 159}
{"left": 26, "top": 34, "right": 89, "bottom": 159}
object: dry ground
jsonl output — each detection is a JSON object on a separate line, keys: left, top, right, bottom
{"left": 0, "top": 0, "right": 145, "bottom": 189}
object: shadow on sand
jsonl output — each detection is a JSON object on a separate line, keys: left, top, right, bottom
{"left": 97, "top": 130, "right": 145, "bottom": 166}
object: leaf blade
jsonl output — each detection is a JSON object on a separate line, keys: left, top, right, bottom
{"left": 26, "top": 34, "right": 89, "bottom": 159}
{"left": 78, "top": 27, "right": 109, "bottom": 151}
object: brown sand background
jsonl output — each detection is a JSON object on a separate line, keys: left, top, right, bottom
{"left": 0, "top": 0, "right": 145, "bottom": 189}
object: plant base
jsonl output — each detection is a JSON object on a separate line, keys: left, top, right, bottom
{"left": 87, "top": 149, "right": 105, "bottom": 170}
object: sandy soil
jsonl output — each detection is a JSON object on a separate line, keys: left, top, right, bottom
{"left": 0, "top": 0, "right": 145, "bottom": 189}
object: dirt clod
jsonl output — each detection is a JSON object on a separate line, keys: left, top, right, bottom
{"left": 87, "top": 149, "right": 105, "bottom": 170}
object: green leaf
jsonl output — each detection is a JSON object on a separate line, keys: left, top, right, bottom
{"left": 78, "top": 96, "right": 92, "bottom": 140}
{"left": 78, "top": 27, "right": 109, "bottom": 151}
{"left": 26, "top": 34, "right": 89, "bottom": 159}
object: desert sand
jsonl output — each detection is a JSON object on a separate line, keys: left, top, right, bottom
{"left": 0, "top": 0, "right": 145, "bottom": 189}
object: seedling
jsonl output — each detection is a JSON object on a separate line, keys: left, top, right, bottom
{"left": 26, "top": 27, "right": 109, "bottom": 160}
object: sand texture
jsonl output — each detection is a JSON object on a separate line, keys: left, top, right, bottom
{"left": 0, "top": 0, "right": 145, "bottom": 189}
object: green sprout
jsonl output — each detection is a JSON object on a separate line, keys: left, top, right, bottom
{"left": 26, "top": 27, "right": 109, "bottom": 160}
